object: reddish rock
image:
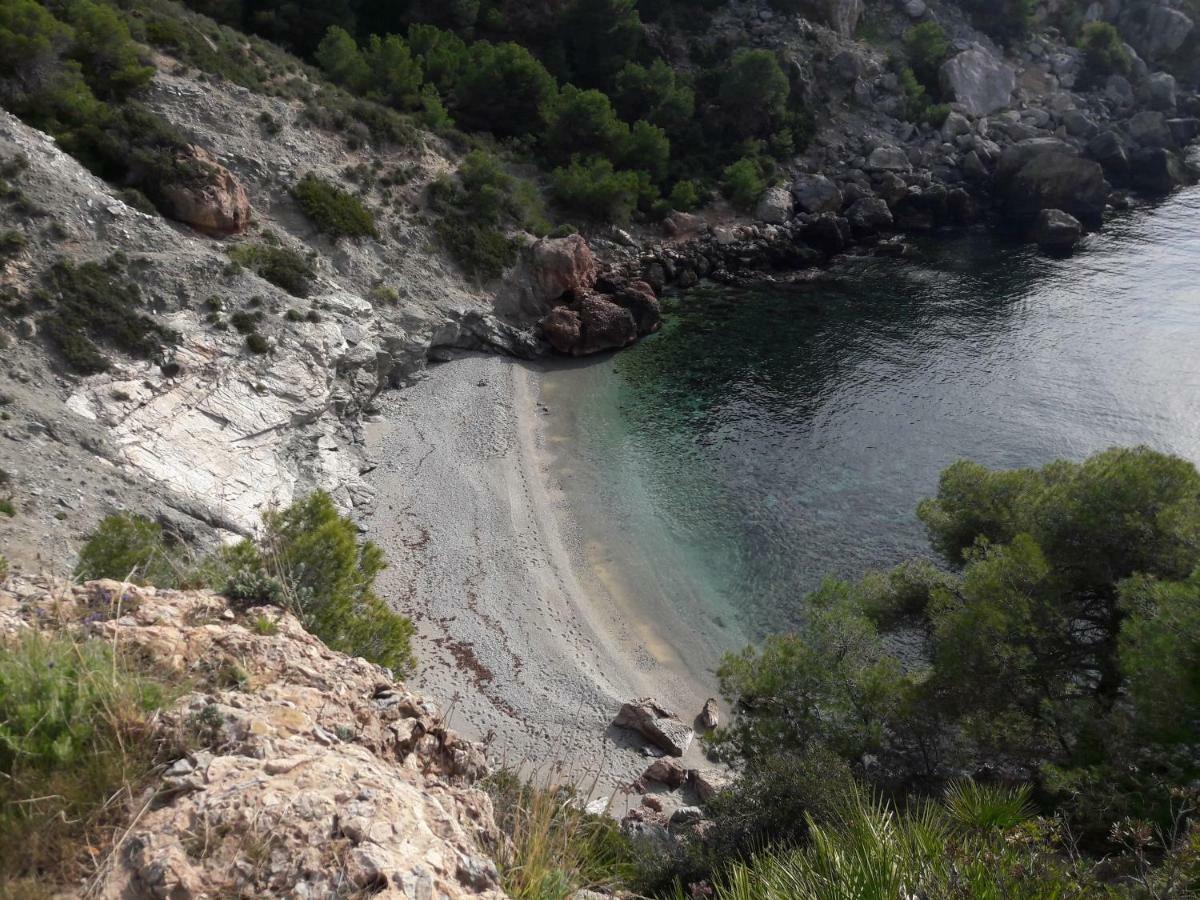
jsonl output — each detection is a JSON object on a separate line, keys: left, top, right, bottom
{"left": 540, "top": 307, "right": 583, "bottom": 355}
{"left": 577, "top": 294, "right": 637, "bottom": 354}
{"left": 612, "top": 281, "right": 661, "bottom": 336}
{"left": 642, "top": 795, "right": 665, "bottom": 812}
{"left": 532, "top": 234, "right": 598, "bottom": 303}
{"left": 159, "top": 144, "right": 252, "bottom": 235}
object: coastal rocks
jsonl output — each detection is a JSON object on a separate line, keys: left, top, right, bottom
{"left": 1129, "top": 110, "right": 1175, "bottom": 149}
{"left": 1129, "top": 146, "right": 1192, "bottom": 193}
{"left": 1131, "top": 5, "right": 1194, "bottom": 61}
{"left": 540, "top": 293, "right": 638, "bottom": 356}
{"left": 796, "top": 0, "right": 863, "bottom": 37}
{"left": 611, "top": 280, "right": 662, "bottom": 335}
{"left": 846, "top": 197, "right": 894, "bottom": 237}
{"left": 532, "top": 234, "right": 599, "bottom": 304}
{"left": 159, "top": 144, "right": 252, "bottom": 234}
{"left": 798, "top": 212, "right": 851, "bottom": 254}
{"left": 755, "top": 185, "right": 795, "bottom": 224}
{"left": 689, "top": 768, "right": 734, "bottom": 802}
{"left": 1087, "top": 129, "right": 1131, "bottom": 182}
{"left": 791, "top": 174, "right": 843, "bottom": 214}
{"left": 613, "top": 698, "right": 695, "bottom": 756}
{"left": 939, "top": 47, "right": 1016, "bottom": 117}
{"left": 867, "top": 145, "right": 911, "bottom": 171}
{"left": 995, "top": 139, "right": 1108, "bottom": 227}
{"left": 1034, "top": 208, "right": 1083, "bottom": 255}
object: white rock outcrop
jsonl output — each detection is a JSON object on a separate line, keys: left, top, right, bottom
{"left": 939, "top": 47, "right": 1016, "bottom": 117}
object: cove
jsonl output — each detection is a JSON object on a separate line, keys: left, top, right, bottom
{"left": 542, "top": 185, "right": 1200, "bottom": 643}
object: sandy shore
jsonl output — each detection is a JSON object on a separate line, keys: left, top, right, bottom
{"left": 364, "top": 354, "right": 726, "bottom": 792}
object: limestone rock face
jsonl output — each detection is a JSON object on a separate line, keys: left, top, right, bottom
{"left": 0, "top": 575, "right": 504, "bottom": 900}
{"left": 939, "top": 47, "right": 1016, "bottom": 117}
{"left": 1133, "top": 5, "right": 1194, "bottom": 61}
{"left": 613, "top": 698, "right": 695, "bottom": 757}
{"left": 160, "top": 144, "right": 252, "bottom": 234}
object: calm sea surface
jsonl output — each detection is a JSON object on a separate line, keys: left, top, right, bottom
{"left": 543, "top": 185, "right": 1200, "bottom": 640}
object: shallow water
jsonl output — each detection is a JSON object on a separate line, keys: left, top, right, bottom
{"left": 543, "top": 186, "right": 1200, "bottom": 640}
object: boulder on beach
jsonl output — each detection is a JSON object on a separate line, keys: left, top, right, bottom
{"left": 698, "top": 698, "right": 720, "bottom": 730}
{"left": 755, "top": 185, "right": 794, "bottom": 224}
{"left": 532, "top": 234, "right": 598, "bottom": 304}
{"left": 643, "top": 757, "right": 688, "bottom": 789}
{"left": 613, "top": 698, "right": 695, "bottom": 757}
{"left": 1034, "top": 208, "right": 1083, "bottom": 256}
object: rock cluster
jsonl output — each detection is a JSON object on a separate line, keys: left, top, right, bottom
{"left": 0, "top": 574, "right": 505, "bottom": 900}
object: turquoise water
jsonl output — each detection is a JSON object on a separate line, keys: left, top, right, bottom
{"left": 545, "top": 185, "right": 1200, "bottom": 639}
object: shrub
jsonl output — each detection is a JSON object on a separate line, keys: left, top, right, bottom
{"left": 721, "top": 157, "right": 765, "bottom": 211}
{"left": 0, "top": 632, "right": 170, "bottom": 889}
{"left": 1078, "top": 21, "right": 1131, "bottom": 87}
{"left": 75, "top": 513, "right": 180, "bottom": 587}
{"left": 454, "top": 40, "right": 558, "bottom": 138}
{"left": 613, "top": 59, "right": 695, "bottom": 136}
{"left": 245, "top": 331, "right": 270, "bottom": 354}
{"left": 38, "top": 259, "right": 177, "bottom": 374}
{"left": 551, "top": 156, "right": 642, "bottom": 224}
{"left": 719, "top": 49, "right": 790, "bottom": 141}
{"left": 217, "top": 491, "right": 415, "bottom": 674}
{"left": 904, "top": 22, "right": 950, "bottom": 92}
{"left": 0, "top": 497, "right": 14, "bottom": 518}
{"left": 668, "top": 179, "right": 700, "bottom": 212}
{"left": 227, "top": 241, "right": 315, "bottom": 297}
{"left": 291, "top": 173, "right": 377, "bottom": 239}
{"left": 0, "top": 229, "right": 25, "bottom": 261}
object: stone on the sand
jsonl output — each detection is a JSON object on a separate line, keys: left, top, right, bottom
{"left": 1034, "top": 209, "right": 1083, "bottom": 256}
{"left": 698, "top": 697, "right": 720, "bottom": 729}
{"left": 643, "top": 757, "right": 688, "bottom": 789}
{"left": 689, "top": 767, "right": 735, "bottom": 802}
{"left": 613, "top": 698, "right": 695, "bottom": 756}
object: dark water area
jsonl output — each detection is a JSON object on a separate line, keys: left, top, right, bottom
{"left": 547, "top": 186, "right": 1200, "bottom": 638}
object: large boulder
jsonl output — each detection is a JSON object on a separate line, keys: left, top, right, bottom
{"left": 611, "top": 281, "right": 661, "bottom": 335}
{"left": 995, "top": 140, "right": 1108, "bottom": 227}
{"left": 1132, "top": 5, "right": 1194, "bottom": 61}
{"left": 846, "top": 197, "right": 895, "bottom": 237}
{"left": 939, "top": 47, "right": 1015, "bottom": 117}
{"left": 791, "top": 174, "right": 843, "bottom": 214}
{"left": 159, "top": 144, "right": 251, "bottom": 235}
{"left": 531, "top": 235, "right": 598, "bottom": 304}
{"left": 613, "top": 698, "right": 695, "bottom": 757}
{"left": 1129, "top": 147, "right": 1192, "bottom": 193}
{"left": 1087, "top": 129, "right": 1131, "bottom": 183}
{"left": 642, "top": 758, "right": 687, "bottom": 789}
{"left": 755, "top": 185, "right": 794, "bottom": 224}
{"left": 867, "top": 145, "right": 910, "bottom": 171}
{"left": 1128, "top": 110, "right": 1175, "bottom": 149}
{"left": 1146, "top": 71, "right": 1177, "bottom": 111}
{"left": 1034, "top": 208, "right": 1083, "bottom": 256}
{"left": 578, "top": 294, "right": 638, "bottom": 353}
{"left": 540, "top": 307, "right": 583, "bottom": 354}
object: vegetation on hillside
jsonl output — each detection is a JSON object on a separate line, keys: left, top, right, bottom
{"left": 76, "top": 490, "right": 416, "bottom": 675}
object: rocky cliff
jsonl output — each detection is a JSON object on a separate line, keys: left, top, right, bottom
{"left": 0, "top": 572, "right": 504, "bottom": 898}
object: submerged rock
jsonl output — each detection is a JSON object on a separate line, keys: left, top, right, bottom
{"left": 613, "top": 698, "right": 695, "bottom": 756}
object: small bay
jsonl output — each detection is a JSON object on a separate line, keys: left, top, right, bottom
{"left": 543, "top": 185, "right": 1200, "bottom": 641}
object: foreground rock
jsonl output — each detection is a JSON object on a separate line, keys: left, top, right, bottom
{"left": 613, "top": 698, "right": 695, "bottom": 756}
{"left": 159, "top": 144, "right": 252, "bottom": 234}
{"left": 0, "top": 575, "right": 504, "bottom": 900}
{"left": 996, "top": 139, "right": 1108, "bottom": 227}
{"left": 1034, "top": 209, "right": 1083, "bottom": 255}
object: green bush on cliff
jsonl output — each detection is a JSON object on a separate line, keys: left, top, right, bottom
{"left": 227, "top": 241, "right": 316, "bottom": 297}
{"left": 1078, "top": 21, "right": 1132, "bottom": 87}
{"left": 76, "top": 513, "right": 183, "bottom": 586}
{"left": 904, "top": 22, "right": 950, "bottom": 93}
{"left": 291, "top": 173, "right": 378, "bottom": 239}
{"left": 721, "top": 157, "right": 765, "bottom": 211}
{"left": 218, "top": 491, "right": 416, "bottom": 675}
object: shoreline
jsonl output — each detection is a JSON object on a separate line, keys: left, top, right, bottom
{"left": 363, "top": 353, "right": 729, "bottom": 792}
